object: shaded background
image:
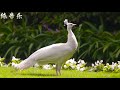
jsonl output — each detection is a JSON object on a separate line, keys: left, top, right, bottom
{"left": 0, "top": 12, "right": 120, "bottom": 65}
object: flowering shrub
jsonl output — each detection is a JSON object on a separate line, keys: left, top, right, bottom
{"left": 1, "top": 56, "right": 120, "bottom": 73}
{"left": 8, "top": 56, "right": 22, "bottom": 67}
{"left": 0, "top": 57, "right": 7, "bottom": 67}
{"left": 42, "top": 64, "right": 53, "bottom": 70}
{"left": 76, "top": 59, "right": 87, "bottom": 71}
{"left": 63, "top": 58, "right": 77, "bottom": 70}
{"left": 89, "top": 60, "right": 104, "bottom": 72}
{"left": 103, "top": 61, "right": 120, "bottom": 72}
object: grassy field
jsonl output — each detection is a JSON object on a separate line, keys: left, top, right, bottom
{"left": 0, "top": 67, "right": 120, "bottom": 78}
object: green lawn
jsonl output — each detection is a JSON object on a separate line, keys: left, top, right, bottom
{"left": 0, "top": 67, "right": 120, "bottom": 78}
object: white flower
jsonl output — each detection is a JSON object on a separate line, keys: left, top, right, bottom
{"left": 12, "top": 62, "right": 16, "bottom": 66}
{"left": 80, "top": 67, "right": 86, "bottom": 72}
{"left": 3, "top": 64, "right": 8, "bottom": 67}
{"left": 118, "top": 61, "right": 120, "bottom": 65}
{"left": 12, "top": 56, "right": 19, "bottom": 60}
{"left": 65, "top": 60, "right": 70, "bottom": 64}
{"left": 43, "top": 64, "right": 52, "bottom": 70}
{"left": 89, "top": 68, "right": 94, "bottom": 72}
{"left": 97, "top": 60, "right": 99, "bottom": 64}
{"left": 0, "top": 62, "right": 3, "bottom": 66}
{"left": 76, "top": 66, "right": 80, "bottom": 70}
{"left": 71, "top": 65, "right": 76, "bottom": 69}
{"left": 34, "top": 63, "right": 39, "bottom": 67}
{"left": 112, "top": 62, "right": 114, "bottom": 65}
{"left": 106, "top": 63, "right": 109, "bottom": 66}
{"left": 69, "top": 58, "right": 76, "bottom": 64}
{"left": 114, "top": 63, "right": 117, "bottom": 66}
{"left": 95, "top": 63, "right": 98, "bottom": 66}
{"left": 78, "top": 60, "right": 81, "bottom": 63}
{"left": 104, "top": 66, "right": 107, "bottom": 68}
{"left": 78, "top": 59, "right": 84, "bottom": 64}
{"left": 64, "top": 65, "right": 68, "bottom": 69}
{"left": 81, "top": 60, "right": 85, "bottom": 64}
{"left": 100, "top": 60, "right": 103, "bottom": 63}
{"left": 92, "top": 63, "right": 94, "bottom": 67}
{"left": 118, "top": 65, "right": 120, "bottom": 69}
{"left": 110, "top": 65, "right": 115, "bottom": 70}
{"left": 77, "top": 64, "right": 82, "bottom": 68}
{"left": 53, "top": 65, "right": 56, "bottom": 68}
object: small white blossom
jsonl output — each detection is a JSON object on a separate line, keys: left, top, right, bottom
{"left": 53, "top": 65, "right": 56, "bottom": 68}
{"left": 95, "top": 63, "right": 98, "bottom": 66}
{"left": 89, "top": 68, "right": 94, "bottom": 72}
{"left": 110, "top": 65, "right": 115, "bottom": 70}
{"left": 3, "top": 64, "right": 8, "bottom": 67}
{"left": 71, "top": 65, "right": 76, "bottom": 69}
{"left": 81, "top": 60, "right": 85, "bottom": 64}
{"left": 118, "top": 65, "right": 120, "bottom": 69}
{"left": 12, "top": 62, "right": 16, "bottom": 66}
{"left": 64, "top": 65, "right": 68, "bottom": 69}
{"left": 92, "top": 63, "right": 94, "bottom": 67}
{"left": 114, "top": 63, "right": 117, "bottom": 66}
{"left": 0, "top": 62, "right": 3, "bottom": 66}
{"left": 65, "top": 60, "right": 70, "bottom": 64}
{"left": 43, "top": 64, "right": 52, "bottom": 70}
{"left": 100, "top": 60, "right": 103, "bottom": 63}
{"left": 80, "top": 67, "right": 86, "bottom": 72}
{"left": 117, "top": 61, "right": 120, "bottom": 65}
{"left": 97, "top": 60, "right": 99, "bottom": 64}
{"left": 12, "top": 56, "right": 19, "bottom": 60}
{"left": 112, "top": 62, "right": 114, "bottom": 65}
{"left": 78, "top": 59, "right": 84, "bottom": 64}
{"left": 34, "top": 63, "right": 39, "bottom": 67}
{"left": 77, "top": 64, "right": 83, "bottom": 68}
{"left": 76, "top": 66, "right": 80, "bottom": 70}
{"left": 106, "top": 63, "right": 109, "bottom": 66}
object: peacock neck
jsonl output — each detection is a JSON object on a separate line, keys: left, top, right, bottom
{"left": 67, "top": 29, "right": 78, "bottom": 50}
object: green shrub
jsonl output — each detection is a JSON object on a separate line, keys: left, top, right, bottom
{"left": 1, "top": 12, "right": 120, "bottom": 63}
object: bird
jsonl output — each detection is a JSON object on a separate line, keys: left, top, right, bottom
{"left": 12, "top": 19, "right": 78, "bottom": 75}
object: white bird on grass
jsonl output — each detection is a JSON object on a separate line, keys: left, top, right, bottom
{"left": 12, "top": 19, "right": 78, "bottom": 75}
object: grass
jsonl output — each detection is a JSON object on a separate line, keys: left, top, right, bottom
{"left": 0, "top": 67, "right": 120, "bottom": 78}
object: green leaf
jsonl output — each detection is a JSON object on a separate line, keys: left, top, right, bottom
{"left": 88, "top": 43, "right": 95, "bottom": 52}
{"left": 14, "top": 47, "right": 21, "bottom": 57}
{"left": 103, "top": 31, "right": 113, "bottom": 37}
{"left": 78, "top": 50, "right": 88, "bottom": 59}
{"left": 116, "top": 49, "right": 120, "bottom": 58}
{"left": 28, "top": 43, "right": 34, "bottom": 55}
{"left": 79, "top": 43, "right": 89, "bottom": 49}
{"left": 103, "top": 43, "right": 111, "bottom": 53}
{"left": 95, "top": 42, "right": 99, "bottom": 48}
{"left": 4, "top": 46, "right": 15, "bottom": 58}
{"left": 92, "top": 47, "right": 102, "bottom": 59}
{"left": 84, "top": 21, "right": 98, "bottom": 31}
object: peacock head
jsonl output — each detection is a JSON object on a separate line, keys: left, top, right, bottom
{"left": 64, "top": 19, "right": 76, "bottom": 30}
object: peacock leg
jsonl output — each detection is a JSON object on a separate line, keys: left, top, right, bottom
{"left": 56, "top": 64, "right": 62, "bottom": 76}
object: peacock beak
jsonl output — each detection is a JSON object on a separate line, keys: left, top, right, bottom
{"left": 73, "top": 24, "right": 76, "bottom": 26}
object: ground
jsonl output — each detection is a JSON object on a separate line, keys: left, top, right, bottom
{"left": 0, "top": 67, "right": 120, "bottom": 78}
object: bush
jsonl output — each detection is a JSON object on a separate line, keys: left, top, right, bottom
{"left": 1, "top": 12, "right": 120, "bottom": 63}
